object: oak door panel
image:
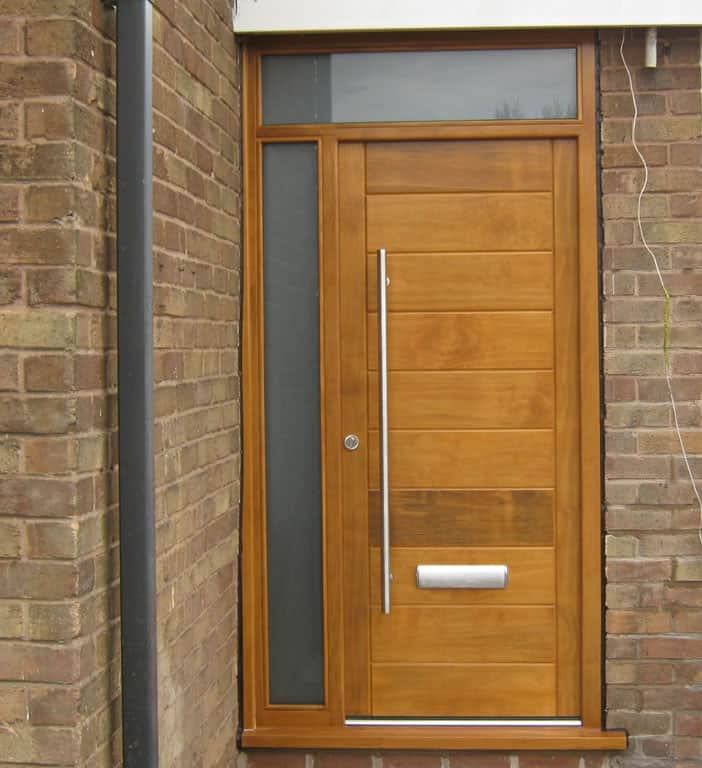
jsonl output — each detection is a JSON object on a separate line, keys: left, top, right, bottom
{"left": 370, "top": 547, "right": 556, "bottom": 605}
{"left": 371, "top": 664, "right": 557, "bottom": 717}
{"left": 366, "top": 140, "right": 553, "bottom": 194}
{"left": 371, "top": 606, "right": 555, "bottom": 663}
{"left": 368, "top": 489, "right": 555, "bottom": 547}
{"left": 367, "top": 193, "right": 553, "bottom": 252}
{"left": 368, "top": 430, "right": 554, "bottom": 488}
{"left": 368, "top": 371, "right": 554, "bottom": 429}
{"left": 367, "top": 252, "right": 554, "bottom": 312}
{"left": 367, "top": 312, "right": 554, "bottom": 370}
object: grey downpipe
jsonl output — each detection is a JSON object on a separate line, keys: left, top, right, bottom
{"left": 114, "top": 0, "right": 159, "bottom": 766}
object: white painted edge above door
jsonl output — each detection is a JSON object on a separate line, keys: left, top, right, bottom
{"left": 234, "top": 0, "right": 702, "bottom": 33}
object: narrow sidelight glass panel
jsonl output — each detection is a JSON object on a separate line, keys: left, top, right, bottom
{"left": 263, "top": 143, "right": 324, "bottom": 705}
{"left": 262, "top": 49, "right": 577, "bottom": 125}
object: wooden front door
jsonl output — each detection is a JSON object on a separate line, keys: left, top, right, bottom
{"left": 339, "top": 139, "right": 581, "bottom": 719}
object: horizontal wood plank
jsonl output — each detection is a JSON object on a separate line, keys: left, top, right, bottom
{"left": 367, "top": 193, "right": 553, "bottom": 252}
{"left": 368, "top": 371, "right": 554, "bottom": 429}
{"left": 368, "top": 312, "right": 554, "bottom": 370}
{"left": 368, "top": 430, "right": 554, "bottom": 488}
{"left": 370, "top": 547, "right": 555, "bottom": 605}
{"left": 372, "top": 663, "right": 556, "bottom": 717}
{"left": 371, "top": 605, "right": 555, "bottom": 663}
{"left": 367, "top": 251, "right": 553, "bottom": 311}
{"left": 366, "top": 140, "right": 553, "bottom": 194}
{"left": 369, "top": 489, "right": 554, "bottom": 546}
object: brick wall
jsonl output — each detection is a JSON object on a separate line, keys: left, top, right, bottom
{"left": 601, "top": 27, "right": 702, "bottom": 767}
{"left": 0, "top": 0, "right": 241, "bottom": 766}
{"left": 151, "top": 1, "right": 240, "bottom": 766}
{"left": 0, "top": 2, "right": 119, "bottom": 765}
{"left": 1, "top": 12, "right": 701, "bottom": 768}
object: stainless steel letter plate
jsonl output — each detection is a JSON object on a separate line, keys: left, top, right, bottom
{"left": 416, "top": 564, "right": 509, "bottom": 590}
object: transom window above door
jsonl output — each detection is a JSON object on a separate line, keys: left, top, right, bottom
{"left": 261, "top": 48, "right": 578, "bottom": 124}
{"left": 241, "top": 31, "right": 626, "bottom": 752}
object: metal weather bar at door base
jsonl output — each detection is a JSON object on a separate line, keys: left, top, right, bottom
{"left": 377, "top": 247, "right": 391, "bottom": 615}
{"left": 345, "top": 719, "right": 583, "bottom": 727}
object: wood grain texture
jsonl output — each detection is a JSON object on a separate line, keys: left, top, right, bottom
{"left": 242, "top": 725, "right": 627, "bottom": 751}
{"left": 371, "top": 606, "right": 555, "bottom": 663}
{"left": 576, "top": 38, "right": 605, "bottom": 729}
{"left": 370, "top": 547, "right": 555, "bottom": 605}
{"left": 241, "top": 44, "right": 261, "bottom": 731}
{"left": 320, "top": 135, "right": 345, "bottom": 721}
{"left": 367, "top": 192, "right": 553, "bottom": 252}
{"left": 368, "top": 430, "right": 554, "bottom": 488}
{"left": 553, "top": 139, "right": 582, "bottom": 715}
{"left": 367, "top": 251, "right": 554, "bottom": 311}
{"left": 368, "top": 489, "right": 555, "bottom": 547}
{"left": 368, "top": 311, "right": 554, "bottom": 370}
{"left": 338, "top": 143, "right": 372, "bottom": 715}
{"left": 368, "top": 370, "right": 554, "bottom": 429}
{"left": 371, "top": 664, "right": 556, "bottom": 717}
{"left": 366, "top": 140, "right": 553, "bottom": 194}
{"left": 259, "top": 122, "right": 590, "bottom": 142}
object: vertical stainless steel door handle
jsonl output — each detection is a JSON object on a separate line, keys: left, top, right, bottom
{"left": 377, "top": 248, "right": 391, "bottom": 615}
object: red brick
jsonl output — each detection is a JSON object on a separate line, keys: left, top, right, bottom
{"left": 641, "top": 637, "right": 702, "bottom": 659}
{"left": 673, "top": 737, "right": 702, "bottom": 759}
{"left": 248, "top": 753, "right": 306, "bottom": 768}
{"left": 0, "top": 520, "right": 22, "bottom": 558}
{"left": 450, "top": 755, "right": 510, "bottom": 768}
{"left": 676, "top": 713, "right": 702, "bottom": 737}
{"left": 638, "top": 736, "right": 672, "bottom": 757}
{"left": 383, "top": 755, "right": 441, "bottom": 768}
{"left": 0, "top": 473, "right": 77, "bottom": 518}
{"left": 27, "top": 602, "right": 80, "bottom": 642}
{"left": 0, "top": 186, "right": 20, "bottom": 221}
{"left": 0, "top": 354, "right": 19, "bottom": 392}
{"left": 0, "top": 61, "right": 76, "bottom": 99}
{"left": 0, "top": 685, "right": 25, "bottom": 723}
{"left": 25, "top": 100, "right": 74, "bottom": 139}
{"left": 518, "top": 756, "right": 580, "bottom": 768}
{"left": 29, "top": 687, "right": 79, "bottom": 726}
{"left": 1, "top": 228, "right": 78, "bottom": 265}
{"left": 607, "top": 710, "right": 671, "bottom": 734}
{"left": 0, "top": 102, "right": 19, "bottom": 138}
{"left": 26, "top": 520, "right": 79, "bottom": 560}
{"left": 24, "top": 354, "right": 73, "bottom": 392}
{"left": 315, "top": 753, "right": 373, "bottom": 768}
{"left": 0, "top": 642, "right": 80, "bottom": 684}
{"left": 0, "top": 268, "right": 22, "bottom": 304}
{"left": 0, "top": 561, "right": 79, "bottom": 600}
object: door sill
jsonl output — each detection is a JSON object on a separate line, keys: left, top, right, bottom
{"left": 241, "top": 724, "right": 628, "bottom": 750}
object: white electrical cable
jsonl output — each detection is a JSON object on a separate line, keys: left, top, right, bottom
{"left": 619, "top": 29, "right": 702, "bottom": 546}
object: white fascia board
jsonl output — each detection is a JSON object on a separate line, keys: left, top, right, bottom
{"left": 234, "top": 0, "right": 702, "bottom": 34}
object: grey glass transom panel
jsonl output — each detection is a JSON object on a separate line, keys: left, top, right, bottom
{"left": 262, "top": 49, "right": 577, "bottom": 124}
{"left": 263, "top": 143, "right": 324, "bottom": 705}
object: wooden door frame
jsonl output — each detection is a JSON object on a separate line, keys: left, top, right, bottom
{"left": 240, "top": 29, "right": 626, "bottom": 750}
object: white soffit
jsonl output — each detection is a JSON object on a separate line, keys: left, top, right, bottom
{"left": 233, "top": 0, "right": 702, "bottom": 34}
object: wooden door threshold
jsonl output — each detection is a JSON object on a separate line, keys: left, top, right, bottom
{"left": 241, "top": 724, "right": 628, "bottom": 750}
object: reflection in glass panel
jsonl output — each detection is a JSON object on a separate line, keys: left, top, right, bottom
{"left": 262, "top": 49, "right": 577, "bottom": 125}
{"left": 263, "top": 143, "right": 324, "bottom": 705}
